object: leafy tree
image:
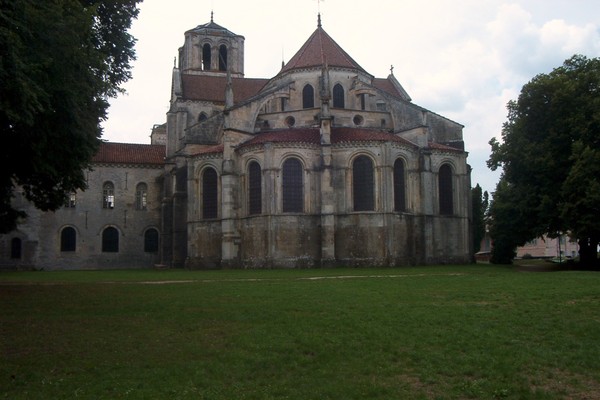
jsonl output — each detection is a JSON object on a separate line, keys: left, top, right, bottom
{"left": 471, "top": 184, "right": 488, "bottom": 254}
{"left": 488, "top": 55, "right": 600, "bottom": 266}
{"left": 0, "top": 0, "right": 141, "bottom": 232}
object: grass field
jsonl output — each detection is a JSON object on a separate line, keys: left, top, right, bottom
{"left": 1, "top": 265, "right": 600, "bottom": 399}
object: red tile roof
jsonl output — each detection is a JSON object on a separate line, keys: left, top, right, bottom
{"left": 237, "top": 127, "right": 418, "bottom": 149}
{"left": 280, "top": 27, "right": 367, "bottom": 74}
{"left": 239, "top": 129, "right": 321, "bottom": 148}
{"left": 181, "top": 75, "right": 268, "bottom": 103}
{"left": 187, "top": 144, "right": 225, "bottom": 156}
{"left": 92, "top": 142, "right": 165, "bottom": 165}
{"left": 373, "top": 78, "right": 403, "bottom": 99}
{"left": 332, "top": 127, "right": 416, "bottom": 146}
{"left": 427, "top": 142, "right": 464, "bottom": 153}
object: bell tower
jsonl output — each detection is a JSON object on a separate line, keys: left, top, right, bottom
{"left": 178, "top": 12, "right": 244, "bottom": 77}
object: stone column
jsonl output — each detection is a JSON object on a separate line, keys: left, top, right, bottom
{"left": 319, "top": 117, "right": 336, "bottom": 266}
{"left": 220, "top": 133, "right": 240, "bottom": 268}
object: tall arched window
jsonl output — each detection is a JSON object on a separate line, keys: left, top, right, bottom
{"left": 302, "top": 84, "right": 314, "bottom": 109}
{"left": 102, "top": 227, "right": 119, "bottom": 253}
{"left": 202, "top": 43, "right": 211, "bottom": 70}
{"left": 11, "top": 237, "right": 21, "bottom": 259}
{"left": 218, "top": 44, "right": 227, "bottom": 71}
{"left": 60, "top": 227, "right": 76, "bottom": 252}
{"left": 248, "top": 161, "right": 262, "bottom": 215}
{"left": 136, "top": 183, "right": 148, "bottom": 211}
{"left": 333, "top": 83, "right": 345, "bottom": 108}
{"left": 102, "top": 182, "right": 115, "bottom": 209}
{"left": 353, "top": 156, "right": 374, "bottom": 211}
{"left": 439, "top": 164, "right": 454, "bottom": 215}
{"left": 393, "top": 159, "right": 406, "bottom": 212}
{"left": 282, "top": 158, "right": 303, "bottom": 213}
{"left": 144, "top": 228, "right": 159, "bottom": 253}
{"left": 202, "top": 167, "right": 218, "bottom": 219}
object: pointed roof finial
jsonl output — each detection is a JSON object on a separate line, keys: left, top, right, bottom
{"left": 211, "top": 10, "right": 214, "bottom": 22}
{"left": 390, "top": 65, "right": 394, "bottom": 75}
{"left": 317, "top": 13, "right": 322, "bottom": 28}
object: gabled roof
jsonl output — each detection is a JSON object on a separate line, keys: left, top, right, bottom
{"left": 181, "top": 75, "right": 268, "bottom": 103}
{"left": 92, "top": 142, "right": 165, "bottom": 165}
{"left": 280, "top": 25, "right": 367, "bottom": 74}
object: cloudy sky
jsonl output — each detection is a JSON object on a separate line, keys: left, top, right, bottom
{"left": 102, "top": 0, "right": 600, "bottom": 194}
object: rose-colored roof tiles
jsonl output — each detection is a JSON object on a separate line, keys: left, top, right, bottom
{"left": 92, "top": 142, "right": 165, "bottom": 165}
{"left": 280, "top": 27, "right": 367, "bottom": 74}
{"left": 181, "top": 75, "right": 268, "bottom": 103}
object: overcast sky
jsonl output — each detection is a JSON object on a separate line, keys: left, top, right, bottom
{"left": 102, "top": 0, "right": 600, "bottom": 194}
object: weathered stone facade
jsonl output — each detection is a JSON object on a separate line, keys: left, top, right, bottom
{"left": 0, "top": 15, "right": 472, "bottom": 270}
{"left": 162, "top": 15, "right": 472, "bottom": 269}
{"left": 0, "top": 143, "right": 165, "bottom": 270}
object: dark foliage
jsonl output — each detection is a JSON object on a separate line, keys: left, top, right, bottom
{"left": 488, "top": 55, "right": 600, "bottom": 266}
{"left": 0, "top": 0, "right": 140, "bottom": 232}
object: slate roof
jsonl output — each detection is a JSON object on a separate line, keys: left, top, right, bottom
{"left": 279, "top": 26, "right": 367, "bottom": 74}
{"left": 187, "top": 19, "right": 242, "bottom": 38}
{"left": 181, "top": 75, "right": 268, "bottom": 103}
{"left": 92, "top": 142, "right": 165, "bottom": 165}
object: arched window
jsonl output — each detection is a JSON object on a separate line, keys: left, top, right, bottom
{"left": 198, "top": 112, "right": 208, "bottom": 122}
{"left": 60, "top": 227, "right": 76, "bottom": 252}
{"left": 102, "top": 227, "right": 119, "bottom": 253}
{"left": 282, "top": 158, "right": 303, "bottom": 213}
{"left": 11, "top": 238, "right": 21, "bottom": 259}
{"left": 202, "top": 43, "right": 211, "bottom": 70}
{"left": 144, "top": 228, "right": 159, "bottom": 253}
{"left": 353, "top": 156, "right": 374, "bottom": 211}
{"left": 102, "top": 182, "right": 115, "bottom": 209}
{"left": 333, "top": 83, "right": 345, "bottom": 108}
{"left": 218, "top": 44, "right": 227, "bottom": 71}
{"left": 439, "top": 164, "right": 454, "bottom": 215}
{"left": 136, "top": 183, "right": 148, "bottom": 211}
{"left": 202, "top": 167, "right": 218, "bottom": 219}
{"left": 248, "top": 161, "right": 262, "bottom": 215}
{"left": 302, "top": 84, "right": 314, "bottom": 109}
{"left": 393, "top": 159, "right": 406, "bottom": 212}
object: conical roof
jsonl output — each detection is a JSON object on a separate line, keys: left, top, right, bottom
{"left": 280, "top": 21, "right": 368, "bottom": 74}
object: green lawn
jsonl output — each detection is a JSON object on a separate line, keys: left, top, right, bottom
{"left": 1, "top": 265, "right": 599, "bottom": 399}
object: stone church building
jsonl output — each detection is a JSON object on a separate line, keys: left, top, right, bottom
{"left": 0, "top": 15, "right": 473, "bottom": 270}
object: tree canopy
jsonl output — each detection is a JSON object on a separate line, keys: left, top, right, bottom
{"left": 0, "top": 0, "right": 141, "bottom": 233}
{"left": 488, "top": 55, "right": 600, "bottom": 266}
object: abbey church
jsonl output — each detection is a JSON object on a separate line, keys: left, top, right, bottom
{"left": 0, "top": 15, "right": 473, "bottom": 269}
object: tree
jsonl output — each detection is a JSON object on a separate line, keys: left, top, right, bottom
{"left": 471, "top": 184, "right": 488, "bottom": 254}
{"left": 488, "top": 55, "right": 600, "bottom": 266}
{"left": 0, "top": 0, "right": 141, "bottom": 233}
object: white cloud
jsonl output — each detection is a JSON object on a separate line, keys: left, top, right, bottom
{"left": 102, "top": 0, "right": 600, "bottom": 195}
